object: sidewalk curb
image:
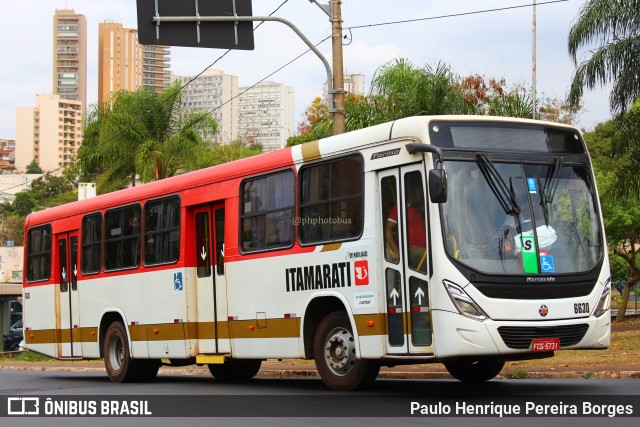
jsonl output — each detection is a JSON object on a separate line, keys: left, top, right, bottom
{"left": 1, "top": 365, "right": 638, "bottom": 380}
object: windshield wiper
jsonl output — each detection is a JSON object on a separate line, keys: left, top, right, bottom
{"left": 542, "top": 156, "right": 563, "bottom": 205}
{"left": 475, "top": 153, "right": 521, "bottom": 215}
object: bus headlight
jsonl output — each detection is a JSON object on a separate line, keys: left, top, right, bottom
{"left": 443, "top": 280, "right": 487, "bottom": 321}
{"left": 593, "top": 286, "right": 611, "bottom": 318}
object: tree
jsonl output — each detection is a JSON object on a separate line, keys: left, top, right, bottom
{"left": 567, "top": 0, "right": 640, "bottom": 114}
{"left": 25, "top": 160, "right": 43, "bottom": 174}
{"left": 80, "top": 83, "right": 218, "bottom": 193}
{"left": 598, "top": 171, "right": 640, "bottom": 322}
{"left": 605, "top": 100, "right": 640, "bottom": 199}
{"left": 288, "top": 58, "right": 578, "bottom": 146}
{"left": 584, "top": 118, "right": 640, "bottom": 322}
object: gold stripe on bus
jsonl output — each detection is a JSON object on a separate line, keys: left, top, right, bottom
{"left": 354, "top": 314, "right": 387, "bottom": 336}
{"left": 24, "top": 315, "right": 388, "bottom": 346}
{"left": 79, "top": 327, "right": 99, "bottom": 342}
{"left": 320, "top": 243, "right": 342, "bottom": 252}
{"left": 229, "top": 318, "right": 300, "bottom": 339}
{"left": 300, "top": 140, "right": 321, "bottom": 163}
{"left": 129, "top": 323, "right": 187, "bottom": 341}
{"left": 186, "top": 321, "right": 231, "bottom": 340}
{"left": 24, "top": 329, "right": 57, "bottom": 345}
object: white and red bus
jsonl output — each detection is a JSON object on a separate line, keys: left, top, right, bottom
{"left": 23, "top": 116, "right": 611, "bottom": 390}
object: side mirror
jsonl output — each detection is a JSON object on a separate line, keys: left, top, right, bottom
{"left": 429, "top": 169, "right": 447, "bottom": 203}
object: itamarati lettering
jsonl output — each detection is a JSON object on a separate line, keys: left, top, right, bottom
{"left": 285, "top": 262, "right": 351, "bottom": 292}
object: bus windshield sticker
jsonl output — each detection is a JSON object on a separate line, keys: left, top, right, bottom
{"left": 540, "top": 255, "right": 555, "bottom": 273}
{"left": 527, "top": 177, "right": 537, "bottom": 193}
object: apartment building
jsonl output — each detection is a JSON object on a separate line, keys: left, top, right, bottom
{"left": 53, "top": 9, "right": 87, "bottom": 110}
{"left": 323, "top": 73, "right": 366, "bottom": 102}
{"left": 15, "top": 94, "right": 82, "bottom": 172}
{"left": 99, "top": 22, "right": 171, "bottom": 104}
{"left": 173, "top": 70, "right": 239, "bottom": 143}
{"left": 238, "top": 82, "right": 294, "bottom": 151}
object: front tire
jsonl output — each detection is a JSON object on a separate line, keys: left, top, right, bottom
{"left": 314, "top": 311, "right": 379, "bottom": 391}
{"left": 444, "top": 358, "right": 505, "bottom": 383}
{"left": 208, "top": 359, "right": 262, "bottom": 381}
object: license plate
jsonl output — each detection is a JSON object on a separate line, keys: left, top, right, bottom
{"left": 531, "top": 337, "right": 560, "bottom": 352}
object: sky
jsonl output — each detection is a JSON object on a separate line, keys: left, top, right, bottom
{"left": 0, "top": 0, "right": 612, "bottom": 140}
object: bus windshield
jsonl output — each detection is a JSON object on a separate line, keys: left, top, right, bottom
{"left": 441, "top": 159, "right": 603, "bottom": 275}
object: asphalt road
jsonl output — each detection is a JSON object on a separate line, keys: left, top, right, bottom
{"left": 0, "top": 370, "right": 638, "bottom": 427}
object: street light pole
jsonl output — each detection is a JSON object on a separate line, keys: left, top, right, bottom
{"left": 532, "top": 0, "right": 537, "bottom": 120}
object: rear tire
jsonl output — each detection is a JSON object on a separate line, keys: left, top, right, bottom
{"left": 314, "top": 311, "right": 378, "bottom": 391}
{"left": 104, "top": 322, "right": 137, "bottom": 383}
{"left": 444, "top": 358, "right": 505, "bottom": 383}
{"left": 136, "top": 359, "right": 161, "bottom": 381}
{"left": 208, "top": 359, "right": 262, "bottom": 381}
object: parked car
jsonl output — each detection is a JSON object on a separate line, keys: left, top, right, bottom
{"left": 3, "top": 319, "right": 23, "bottom": 351}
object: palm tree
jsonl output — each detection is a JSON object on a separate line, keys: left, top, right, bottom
{"left": 82, "top": 84, "right": 218, "bottom": 192}
{"left": 567, "top": 0, "right": 640, "bottom": 114}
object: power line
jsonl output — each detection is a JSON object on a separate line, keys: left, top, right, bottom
{"left": 3, "top": 0, "right": 569, "bottom": 194}
{"left": 345, "top": 0, "right": 569, "bottom": 31}
{"left": 0, "top": 0, "right": 291, "bottom": 195}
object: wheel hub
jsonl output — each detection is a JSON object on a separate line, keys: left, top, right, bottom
{"left": 324, "top": 327, "right": 356, "bottom": 376}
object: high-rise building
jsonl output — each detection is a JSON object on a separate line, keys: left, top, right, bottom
{"left": 238, "top": 82, "right": 294, "bottom": 151}
{"left": 142, "top": 45, "right": 171, "bottom": 93}
{"left": 323, "top": 73, "right": 366, "bottom": 102}
{"left": 53, "top": 9, "right": 87, "bottom": 110}
{"left": 173, "top": 70, "right": 239, "bottom": 143}
{"left": 98, "top": 22, "right": 171, "bottom": 104}
{"left": 98, "top": 22, "right": 142, "bottom": 103}
{"left": 15, "top": 94, "right": 83, "bottom": 172}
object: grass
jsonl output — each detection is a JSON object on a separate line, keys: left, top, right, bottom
{"left": 502, "top": 368, "right": 529, "bottom": 379}
{"left": 0, "top": 351, "right": 55, "bottom": 362}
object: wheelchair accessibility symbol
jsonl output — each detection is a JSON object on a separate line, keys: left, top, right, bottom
{"left": 540, "top": 255, "right": 555, "bottom": 273}
{"left": 174, "top": 272, "right": 183, "bottom": 291}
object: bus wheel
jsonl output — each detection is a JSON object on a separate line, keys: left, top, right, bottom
{"left": 444, "top": 358, "right": 505, "bottom": 383}
{"left": 104, "top": 322, "right": 137, "bottom": 383}
{"left": 208, "top": 359, "right": 262, "bottom": 382}
{"left": 136, "top": 359, "right": 161, "bottom": 381}
{"left": 314, "top": 311, "right": 378, "bottom": 391}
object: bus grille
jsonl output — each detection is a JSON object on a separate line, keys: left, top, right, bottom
{"left": 497, "top": 324, "right": 589, "bottom": 349}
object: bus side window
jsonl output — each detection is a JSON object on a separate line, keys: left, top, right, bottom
{"left": 81, "top": 213, "right": 102, "bottom": 275}
{"left": 215, "top": 208, "right": 225, "bottom": 275}
{"left": 240, "top": 170, "right": 294, "bottom": 252}
{"left": 144, "top": 196, "right": 181, "bottom": 265}
{"left": 26, "top": 225, "right": 52, "bottom": 283}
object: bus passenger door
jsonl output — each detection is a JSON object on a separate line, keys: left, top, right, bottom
{"left": 379, "top": 164, "right": 433, "bottom": 355}
{"left": 56, "top": 231, "right": 81, "bottom": 358}
{"left": 194, "top": 203, "right": 230, "bottom": 354}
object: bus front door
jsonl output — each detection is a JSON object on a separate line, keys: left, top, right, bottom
{"left": 379, "top": 164, "right": 433, "bottom": 355}
{"left": 193, "top": 203, "right": 230, "bottom": 355}
{"left": 56, "top": 231, "right": 81, "bottom": 358}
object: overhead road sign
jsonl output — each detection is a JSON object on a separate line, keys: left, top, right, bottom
{"left": 136, "top": 0, "right": 255, "bottom": 50}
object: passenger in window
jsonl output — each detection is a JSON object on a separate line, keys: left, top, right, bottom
{"left": 385, "top": 184, "right": 427, "bottom": 272}
{"left": 128, "top": 216, "right": 140, "bottom": 234}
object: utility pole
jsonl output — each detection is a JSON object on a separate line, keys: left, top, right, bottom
{"left": 532, "top": 0, "right": 537, "bottom": 120}
{"left": 331, "top": 0, "right": 346, "bottom": 134}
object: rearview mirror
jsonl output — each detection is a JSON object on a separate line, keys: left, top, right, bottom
{"left": 429, "top": 169, "right": 447, "bottom": 203}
